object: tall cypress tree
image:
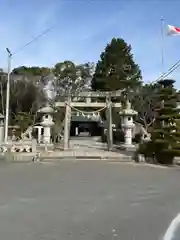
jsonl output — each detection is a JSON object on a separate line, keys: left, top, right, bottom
{"left": 144, "top": 79, "right": 180, "bottom": 164}
{"left": 91, "top": 38, "right": 142, "bottom": 91}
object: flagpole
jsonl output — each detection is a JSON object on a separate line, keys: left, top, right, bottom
{"left": 160, "top": 18, "right": 165, "bottom": 128}
{"left": 161, "top": 17, "right": 165, "bottom": 81}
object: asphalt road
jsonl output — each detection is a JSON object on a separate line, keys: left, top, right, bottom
{"left": 0, "top": 161, "right": 180, "bottom": 239}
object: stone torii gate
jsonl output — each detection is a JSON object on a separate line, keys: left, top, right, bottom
{"left": 55, "top": 90, "right": 124, "bottom": 150}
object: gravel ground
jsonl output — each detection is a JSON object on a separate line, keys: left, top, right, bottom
{"left": 0, "top": 160, "right": 179, "bottom": 239}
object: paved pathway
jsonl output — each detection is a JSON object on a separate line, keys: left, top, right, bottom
{"left": 0, "top": 161, "right": 179, "bottom": 239}
{"left": 45, "top": 137, "right": 131, "bottom": 160}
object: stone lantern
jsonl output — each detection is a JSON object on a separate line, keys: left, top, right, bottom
{"left": 38, "top": 106, "right": 55, "bottom": 144}
{"left": 119, "top": 100, "right": 137, "bottom": 149}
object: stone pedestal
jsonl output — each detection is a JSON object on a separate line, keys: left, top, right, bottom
{"left": 0, "top": 123, "right": 4, "bottom": 143}
{"left": 122, "top": 120, "right": 135, "bottom": 148}
{"left": 0, "top": 114, "right": 4, "bottom": 143}
{"left": 33, "top": 126, "right": 43, "bottom": 143}
{"left": 31, "top": 139, "right": 37, "bottom": 152}
{"left": 43, "top": 125, "right": 51, "bottom": 143}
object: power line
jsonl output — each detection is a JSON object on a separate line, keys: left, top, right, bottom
{"left": 12, "top": 25, "right": 54, "bottom": 56}
{"left": 157, "top": 61, "right": 180, "bottom": 81}
{"left": 163, "top": 63, "right": 180, "bottom": 78}
{"left": 152, "top": 59, "right": 180, "bottom": 84}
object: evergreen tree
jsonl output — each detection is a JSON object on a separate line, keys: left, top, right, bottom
{"left": 91, "top": 38, "right": 142, "bottom": 91}
{"left": 53, "top": 61, "right": 92, "bottom": 96}
{"left": 140, "top": 79, "right": 180, "bottom": 164}
{"left": 12, "top": 66, "right": 51, "bottom": 77}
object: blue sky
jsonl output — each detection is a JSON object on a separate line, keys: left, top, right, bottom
{"left": 1, "top": 0, "right": 180, "bottom": 87}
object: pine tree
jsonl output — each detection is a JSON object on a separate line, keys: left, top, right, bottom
{"left": 144, "top": 79, "right": 180, "bottom": 164}
{"left": 91, "top": 38, "right": 142, "bottom": 91}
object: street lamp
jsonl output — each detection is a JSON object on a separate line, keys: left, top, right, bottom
{"left": 4, "top": 48, "right": 12, "bottom": 144}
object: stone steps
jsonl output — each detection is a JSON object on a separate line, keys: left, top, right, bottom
{"left": 0, "top": 149, "right": 132, "bottom": 162}
{"left": 0, "top": 138, "right": 134, "bottom": 162}
{"left": 40, "top": 151, "right": 130, "bottom": 158}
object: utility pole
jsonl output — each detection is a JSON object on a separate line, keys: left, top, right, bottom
{"left": 3, "top": 26, "right": 53, "bottom": 144}
{"left": 4, "top": 48, "right": 12, "bottom": 144}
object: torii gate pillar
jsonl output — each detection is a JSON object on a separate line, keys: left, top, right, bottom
{"left": 64, "top": 96, "right": 71, "bottom": 150}
{"left": 106, "top": 96, "right": 113, "bottom": 150}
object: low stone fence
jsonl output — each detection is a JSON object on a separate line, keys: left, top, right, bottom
{"left": 0, "top": 139, "right": 37, "bottom": 153}
{"left": 2, "top": 152, "right": 39, "bottom": 162}
{"left": 0, "top": 145, "right": 32, "bottom": 153}
{"left": 0, "top": 140, "right": 135, "bottom": 162}
{"left": 0, "top": 140, "right": 39, "bottom": 162}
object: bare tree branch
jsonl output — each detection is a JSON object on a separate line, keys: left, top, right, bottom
{"left": 131, "top": 84, "right": 157, "bottom": 132}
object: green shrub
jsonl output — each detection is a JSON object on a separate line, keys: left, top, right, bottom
{"left": 100, "top": 129, "right": 125, "bottom": 143}
{"left": 138, "top": 140, "right": 176, "bottom": 165}
{"left": 133, "top": 133, "right": 142, "bottom": 143}
{"left": 155, "top": 152, "right": 174, "bottom": 165}
{"left": 101, "top": 131, "right": 107, "bottom": 142}
{"left": 138, "top": 141, "right": 154, "bottom": 157}
{"left": 113, "top": 130, "right": 124, "bottom": 143}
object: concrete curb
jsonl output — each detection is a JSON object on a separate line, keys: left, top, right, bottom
{"left": 0, "top": 152, "right": 133, "bottom": 162}
{"left": 40, "top": 156, "right": 132, "bottom": 162}
{"left": 2, "top": 155, "right": 180, "bottom": 169}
